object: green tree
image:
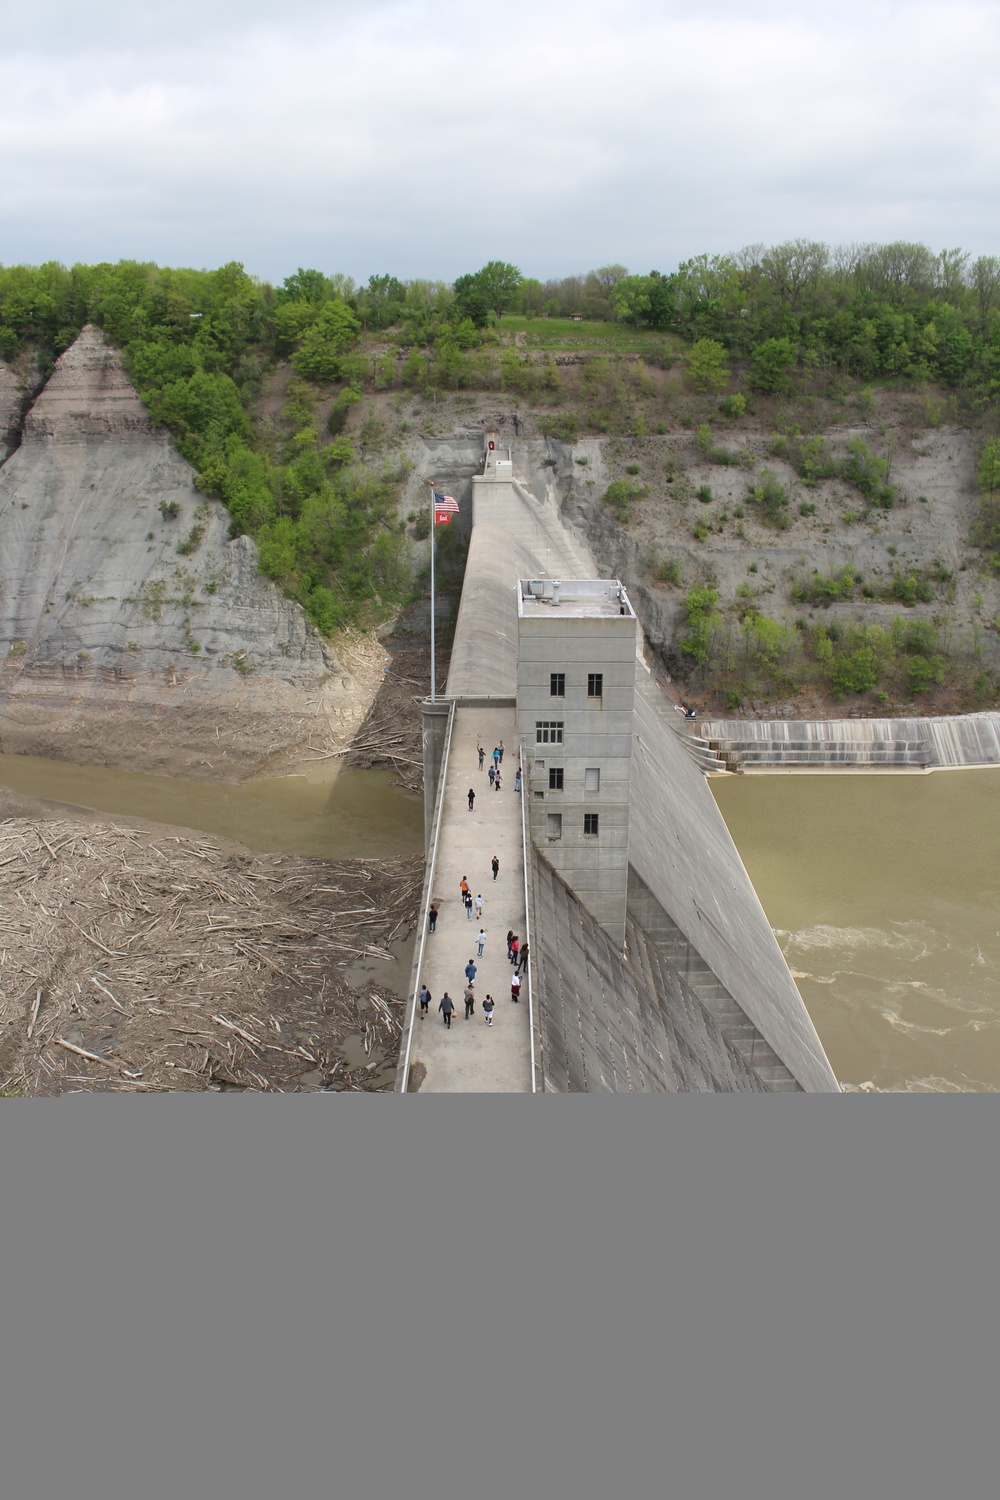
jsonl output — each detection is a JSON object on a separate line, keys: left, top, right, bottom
{"left": 831, "top": 645, "right": 879, "bottom": 696}
{"left": 518, "top": 278, "right": 546, "bottom": 316}
{"left": 291, "top": 299, "right": 360, "bottom": 381}
{"left": 749, "top": 337, "right": 797, "bottom": 393}
{"left": 685, "top": 338, "right": 730, "bottom": 393}
{"left": 476, "top": 260, "right": 522, "bottom": 321}
{"left": 612, "top": 275, "right": 653, "bottom": 327}
{"left": 979, "top": 438, "right": 1000, "bottom": 494}
{"left": 679, "top": 586, "right": 722, "bottom": 666}
{"left": 277, "top": 268, "right": 332, "bottom": 305}
{"left": 361, "top": 274, "right": 405, "bottom": 329}
{"left": 452, "top": 272, "right": 491, "bottom": 328}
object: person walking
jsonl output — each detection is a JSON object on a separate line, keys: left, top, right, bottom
{"left": 478, "top": 744, "right": 485, "bottom": 770}
{"left": 510, "top": 935, "right": 520, "bottom": 967}
{"left": 483, "top": 994, "right": 495, "bottom": 1026}
{"left": 439, "top": 992, "right": 454, "bottom": 1028}
{"left": 464, "top": 985, "right": 476, "bottom": 1018}
{"left": 514, "top": 767, "right": 521, "bottom": 793}
{"left": 474, "top": 892, "right": 484, "bottom": 920}
{"left": 517, "top": 942, "right": 529, "bottom": 975}
{"left": 492, "top": 855, "right": 500, "bottom": 882}
{"left": 460, "top": 876, "right": 469, "bottom": 899}
{"left": 428, "top": 905, "right": 438, "bottom": 933}
{"left": 494, "top": 770, "right": 502, "bottom": 792}
{"left": 506, "top": 930, "right": 515, "bottom": 962}
{"left": 477, "top": 927, "right": 487, "bottom": 957}
{"left": 464, "top": 890, "right": 474, "bottom": 921}
{"left": 510, "top": 971, "right": 521, "bottom": 1003}
{"left": 468, "top": 787, "right": 476, "bottom": 811}
{"left": 419, "top": 984, "right": 431, "bottom": 1018}
{"left": 464, "top": 958, "right": 477, "bottom": 988}
{"left": 498, "top": 740, "right": 505, "bottom": 764}
{"left": 488, "top": 765, "right": 495, "bottom": 788}
{"left": 492, "top": 746, "right": 501, "bottom": 772}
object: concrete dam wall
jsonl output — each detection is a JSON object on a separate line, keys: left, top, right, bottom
{"left": 426, "top": 437, "right": 839, "bottom": 1092}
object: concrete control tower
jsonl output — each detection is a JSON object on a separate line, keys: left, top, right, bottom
{"left": 517, "top": 577, "right": 637, "bottom": 948}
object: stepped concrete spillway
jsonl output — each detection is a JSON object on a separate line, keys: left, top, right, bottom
{"left": 401, "top": 439, "right": 839, "bottom": 1093}
{"left": 699, "top": 715, "right": 1000, "bottom": 771}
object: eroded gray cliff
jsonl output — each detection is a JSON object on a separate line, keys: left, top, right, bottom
{"left": 0, "top": 328, "right": 374, "bottom": 779}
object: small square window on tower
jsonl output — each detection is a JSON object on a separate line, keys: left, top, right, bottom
{"left": 548, "top": 767, "right": 564, "bottom": 790}
{"left": 550, "top": 672, "right": 565, "bottom": 697}
{"left": 584, "top": 813, "right": 600, "bottom": 836}
{"left": 587, "top": 673, "right": 604, "bottom": 698}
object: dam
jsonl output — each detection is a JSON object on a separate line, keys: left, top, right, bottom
{"left": 399, "top": 433, "right": 841, "bottom": 1093}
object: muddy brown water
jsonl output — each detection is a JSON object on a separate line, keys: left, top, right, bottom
{"left": 0, "top": 753, "right": 424, "bottom": 861}
{"left": 17, "top": 752, "right": 996, "bottom": 1092}
{"left": 712, "top": 769, "right": 1000, "bottom": 1092}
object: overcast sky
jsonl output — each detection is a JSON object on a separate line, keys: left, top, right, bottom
{"left": 2, "top": 0, "right": 998, "bottom": 285}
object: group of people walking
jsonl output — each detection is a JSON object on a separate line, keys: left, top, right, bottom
{"left": 469, "top": 740, "right": 522, "bottom": 806}
{"left": 421, "top": 865, "right": 529, "bottom": 1029}
{"left": 420, "top": 734, "right": 530, "bottom": 1034}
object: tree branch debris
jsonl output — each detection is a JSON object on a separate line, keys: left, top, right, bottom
{"left": 0, "top": 818, "right": 421, "bottom": 1095}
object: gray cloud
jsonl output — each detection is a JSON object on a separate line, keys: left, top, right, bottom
{"left": 3, "top": 0, "right": 373, "bottom": 52}
{"left": 1, "top": 0, "right": 998, "bottom": 282}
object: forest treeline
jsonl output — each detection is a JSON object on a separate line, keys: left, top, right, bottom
{"left": 6, "top": 242, "right": 1000, "bottom": 387}
{"left": 2, "top": 244, "right": 1000, "bottom": 636}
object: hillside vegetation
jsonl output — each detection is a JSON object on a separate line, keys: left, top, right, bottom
{"left": 3, "top": 244, "right": 1000, "bottom": 712}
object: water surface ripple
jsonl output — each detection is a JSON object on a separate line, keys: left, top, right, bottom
{"left": 712, "top": 769, "right": 1000, "bottom": 1092}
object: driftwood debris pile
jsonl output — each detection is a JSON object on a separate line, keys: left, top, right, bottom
{"left": 0, "top": 818, "right": 421, "bottom": 1095}
{"left": 342, "top": 644, "right": 432, "bottom": 794}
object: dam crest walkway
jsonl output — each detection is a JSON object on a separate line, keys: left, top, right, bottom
{"left": 399, "top": 441, "right": 841, "bottom": 1093}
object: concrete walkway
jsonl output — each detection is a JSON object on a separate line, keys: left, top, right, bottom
{"left": 408, "top": 706, "right": 531, "bottom": 1092}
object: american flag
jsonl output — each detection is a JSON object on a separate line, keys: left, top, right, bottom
{"left": 434, "top": 491, "right": 459, "bottom": 525}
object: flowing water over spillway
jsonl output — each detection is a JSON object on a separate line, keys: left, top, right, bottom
{"left": 0, "top": 754, "right": 424, "bottom": 861}
{"left": 712, "top": 770, "right": 1000, "bottom": 1092}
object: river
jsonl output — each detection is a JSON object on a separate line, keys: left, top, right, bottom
{"left": 0, "top": 753, "right": 425, "bottom": 862}
{"left": 6, "top": 751, "right": 996, "bottom": 1091}
{"left": 711, "top": 769, "right": 1000, "bottom": 1092}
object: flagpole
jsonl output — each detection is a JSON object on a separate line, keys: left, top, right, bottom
{"left": 429, "top": 479, "right": 436, "bottom": 702}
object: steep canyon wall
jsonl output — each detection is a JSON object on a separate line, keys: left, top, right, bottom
{"left": 0, "top": 329, "right": 374, "bottom": 779}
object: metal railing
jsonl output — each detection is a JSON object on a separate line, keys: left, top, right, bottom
{"left": 518, "top": 735, "right": 538, "bottom": 1094}
{"left": 397, "top": 698, "right": 456, "bottom": 1094}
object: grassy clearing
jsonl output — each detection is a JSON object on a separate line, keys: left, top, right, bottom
{"left": 500, "top": 316, "right": 681, "bottom": 356}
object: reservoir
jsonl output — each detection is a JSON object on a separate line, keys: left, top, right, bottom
{"left": 0, "top": 753, "right": 425, "bottom": 862}
{"left": 712, "top": 770, "right": 1000, "bottom": 1092}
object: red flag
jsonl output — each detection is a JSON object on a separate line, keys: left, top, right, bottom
{"left": 434, "top": 509, "right": 451, "bottom": 525}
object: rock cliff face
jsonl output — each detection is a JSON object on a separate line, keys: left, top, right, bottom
{"left": 500, "top": 426, "right": 990, "bottom": 688}
{"left": 0, "top": 356, "right": 23, "bottom": 460}
{"left": 0, "top": 328, "right": 376, "bottom": 780}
